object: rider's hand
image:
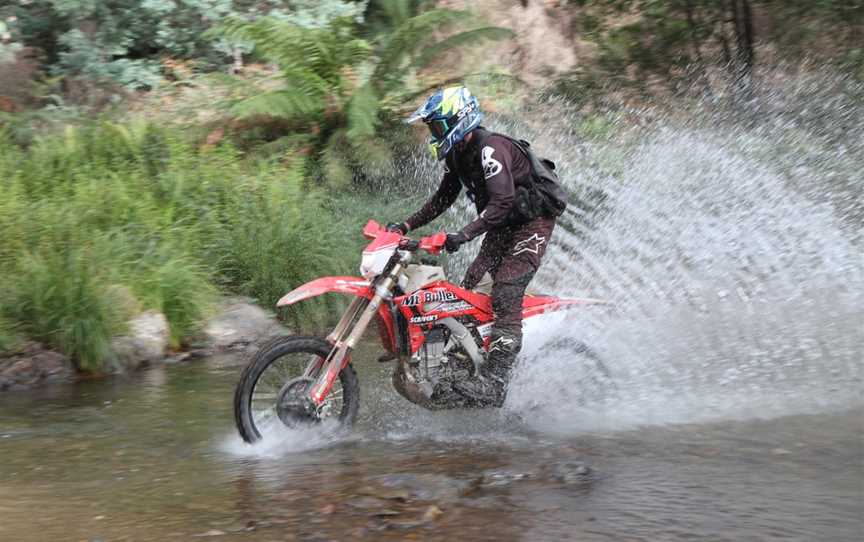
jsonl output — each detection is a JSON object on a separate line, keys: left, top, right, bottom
{"left": 445, "top": 232, "right": 468, "bottom": 253}
{"left": 386, "top": 222, "right": 409, "bottom": 235}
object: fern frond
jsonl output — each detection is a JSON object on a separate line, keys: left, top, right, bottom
{"left": 414, "top": 27, "right": 515, "bottom": 69}
{"left": 280, "top": 67, "right": 331, "bottom": 100}
{"left": 380, "top": 0, "right": 412, "bottom": 27}
{"left": 372, "top": 8, "right": 468, "bottom": 86}
{"left": 319, "top": 129, "right": 353, "bottom": 189}
{"left": 232, "top": 90, "right": 323, "bottom": 120}
{"left": 346, "top": 83, "right": 381, "bottom": 143}
{"left": 384, "top": 71, "right": 526, "bottom": 111}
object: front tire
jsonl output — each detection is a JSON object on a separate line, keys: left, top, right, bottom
{"left": 234, "top": 336, "right": 360, "bottom": 443}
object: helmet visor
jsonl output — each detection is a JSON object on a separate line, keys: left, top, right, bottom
{"left": 426, "top": 118, "right": 449, "bottom": 140}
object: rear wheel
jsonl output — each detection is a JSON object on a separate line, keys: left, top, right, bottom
{"left": 234, "top": 336, "right": 359, "bottom": 443}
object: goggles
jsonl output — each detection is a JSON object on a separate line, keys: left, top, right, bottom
{"left": 425, "top": 117, "right": 451, "bottom": 140}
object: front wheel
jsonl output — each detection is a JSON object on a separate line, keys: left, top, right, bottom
{"left": 234, "top": 336, "right": 360, "bottom": 443}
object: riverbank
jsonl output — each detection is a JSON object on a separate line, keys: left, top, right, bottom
{"left": 0, "top": 121, "right": 419, "bottom": 376}
{"left": 0, "top": 297, "right": 289, "bottom": 391}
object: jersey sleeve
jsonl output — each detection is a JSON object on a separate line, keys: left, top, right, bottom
{"left": 404, "top": 160, "right": 461, "bottom": 231}
{"left": 460, "top": 138, "right": 516, "bottom": 240}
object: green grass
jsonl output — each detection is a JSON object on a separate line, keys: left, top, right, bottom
{"left": 3, "top": 248, "right": 128, "bottom": 371}
{"left": 0, "top": 120, "right": 355, "bottom": 369}
{"left": 0, "top": 317, "right": 20, "bottom": 353}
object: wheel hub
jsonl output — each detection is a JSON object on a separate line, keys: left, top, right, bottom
{"left": 275, "top": 377, "right": 318, "bottom": 427}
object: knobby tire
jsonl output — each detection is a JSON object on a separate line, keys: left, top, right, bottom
{"left": 234, "top": 336, "right": 360, "bottom": 443}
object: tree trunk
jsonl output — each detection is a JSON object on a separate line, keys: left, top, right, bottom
{"left": 232, "top": 47, "right": 244, "bottom": 74}
{"left": 729, "top": 0, "right": 755, "bottom": 91}
{"left": 683, "top": 0, "right": 712, "bottom": 95}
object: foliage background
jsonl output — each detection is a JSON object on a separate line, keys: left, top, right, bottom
{"left": 0, "top": 0, "right": 861, "bottom": 370}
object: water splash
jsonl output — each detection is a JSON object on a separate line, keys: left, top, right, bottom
{"left": 423, "top": 70, "right": 863, "bottom": 432}
{"left": 221, "top": 419, "right": 359, "bottom": 458}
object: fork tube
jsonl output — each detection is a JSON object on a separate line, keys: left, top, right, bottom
{"left": 308, "top": 267, "right": 402, "bottom": 406}
{"left": 302, "top": 295, "right": 369, "bottom": 379}
{"left": 326, "top": 295, "right": 369, "bottom": 344}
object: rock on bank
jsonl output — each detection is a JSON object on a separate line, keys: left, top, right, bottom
{"left": 0, "top": 297, "right": 288, "bottom": 391}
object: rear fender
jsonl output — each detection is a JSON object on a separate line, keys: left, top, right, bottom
{"left": 276, "top": 277, "right": 372, "bottom": 307}
{"left": 522, "top": 296, "right": 608, "bottom": 319}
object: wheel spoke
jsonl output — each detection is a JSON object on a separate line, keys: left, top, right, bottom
{"left": 238, "top": 339, "right": 355, "bottom": 441}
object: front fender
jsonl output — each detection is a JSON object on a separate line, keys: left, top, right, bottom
{"left": 276, "top": 277, "right": 372, "bottom": 307}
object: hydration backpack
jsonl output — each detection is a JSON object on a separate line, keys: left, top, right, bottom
{"left": 480, "top": 131, "right": 569, "bottom": 222}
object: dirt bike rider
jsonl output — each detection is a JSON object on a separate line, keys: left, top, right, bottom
{"left": 387, "top": 86, "right": 558, "bottom": 408}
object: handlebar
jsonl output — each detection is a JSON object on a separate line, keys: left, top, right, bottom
{"left": 363, "top": 219, "right": 447, "bottom": 255}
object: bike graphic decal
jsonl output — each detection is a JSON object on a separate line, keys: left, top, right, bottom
{"left": 434, "top": 300, "right": 474, "bottom": 312}
{"left": 401, "top": 290, "right": 458, "bottom": 307}
{"left": 482, "top": 146, "right": 503, "bottom": 179}
{"left": 409, "top": 314, "right": 438, "bottom": 324}
{"left": 489, "top": 335, "right": 516, "bottom": 352}
{"left": 512, "top": 233, "right": 546, "bottom": 255}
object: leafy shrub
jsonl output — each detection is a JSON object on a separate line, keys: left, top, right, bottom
{"left": 0, "top": 120, "right": 352, "bottom": 369}
{"left": 132, "top": 254, "right": 215, "bottom": 349}
{"left": 3, "top": 248, "right": 127, "bottom": 371}
{"left": 6, "top": 0, "right": 368, "bottom": 90}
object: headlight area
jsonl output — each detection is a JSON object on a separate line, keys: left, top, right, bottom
{"left": 359, "top": 247, "right": 397, "bottom": 280}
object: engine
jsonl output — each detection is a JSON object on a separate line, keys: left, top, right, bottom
{"left": 409, "top": 326, "right": 453, "bottom": 397}
{"left": 392, "top": 318, "right": 483, "bottom": 408}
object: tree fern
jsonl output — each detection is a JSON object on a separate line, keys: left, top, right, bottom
{"left": 346, "top": 82, "right": 381, "bottom": 142}
{"left": 371, "top": 8, "right": 466, "bottom": 90}
{"left": 230, "top": 89, "right": 323, "bottom": 120}
{"left": 213, "top": 3, "right": 513, "bottom": 187}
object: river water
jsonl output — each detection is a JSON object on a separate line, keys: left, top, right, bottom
{"left": 3, "top": 70, "right": 864, "bottom": 540}
{"left": 1, "top": 346, "right": 861, "bottom": 541}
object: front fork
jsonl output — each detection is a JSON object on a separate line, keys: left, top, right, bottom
{"left": 305, "top": 259, "right": 404, "bottom": 408}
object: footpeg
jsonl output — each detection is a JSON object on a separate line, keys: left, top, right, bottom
{"left": 377, "top": 352, "right": 396, "bottom": 363}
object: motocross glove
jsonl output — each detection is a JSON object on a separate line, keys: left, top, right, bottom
{"left": 445, "top": 232, "right": 468, "bottom": 253}
{"left": 386, "top": 222, "right": 409, "bottom": 235}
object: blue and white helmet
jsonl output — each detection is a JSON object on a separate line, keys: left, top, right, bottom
{"left": 405, "top": 86, "right": 484, "bottom": 161}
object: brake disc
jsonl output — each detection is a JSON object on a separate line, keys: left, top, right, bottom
{"left": 275, "top": 377, "right": 318, "bottom": 427}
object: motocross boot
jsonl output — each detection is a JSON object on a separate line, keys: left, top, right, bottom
{"left": 453, "top": 330, "right": 521, "bottom": 408}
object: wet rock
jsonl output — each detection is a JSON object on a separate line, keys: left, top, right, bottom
{"left": 366, "top": 473, "right": 471, "bottom": 502}
{"left": 201, "top": 297, "right": 288, "bottom": 352}
{"left": 548, "top": 461, "right": 593, "bottom": 484}
{"left": 421, "top": 504, "right": 443, "bottom": 522}
{"left": 109, "top": 311, "right": 170, "bottom": 371}
{"left": 0, "top": 342, "right": 73, "bottom": 391}
{"left": 345, "top": 496, "right": 394, "bottom": 510}
{"left": 225, "top": 521, "right": 257, "bottom": 533}
{"left": 378, "top": 505, "right": 444, "bottom": 531}
{"left": 193, "top": 529, "right": 226, "bottom": 537}
{"left": 478, "top": 469, "right": 533, "bottom": 488}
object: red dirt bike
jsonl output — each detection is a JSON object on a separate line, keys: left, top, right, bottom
{"left": 234, "top": 220, "right": 606, "bottom": 442}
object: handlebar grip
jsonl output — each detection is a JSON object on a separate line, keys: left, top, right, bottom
{"left": 400, "top": 239, "right": 420, "bottom": 251}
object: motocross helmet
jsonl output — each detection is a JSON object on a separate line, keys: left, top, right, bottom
{"left": 405, "top": 86, "right": 484, "bottom": 161}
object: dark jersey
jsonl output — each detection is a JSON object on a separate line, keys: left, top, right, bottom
{"left": 405, "top": 128, "right": 533, "bottom": 240}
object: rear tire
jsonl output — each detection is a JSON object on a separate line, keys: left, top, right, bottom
{"left": 234, "top": 336, "right": 360, "bottom": 443}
